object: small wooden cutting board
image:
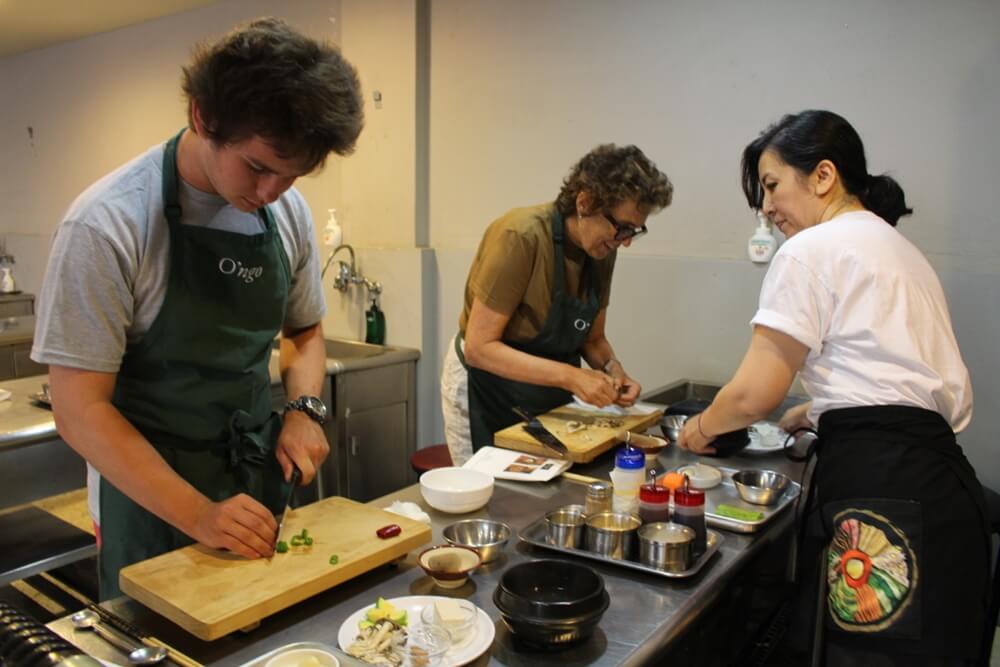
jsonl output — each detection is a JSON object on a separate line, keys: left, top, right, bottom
{"left": 119, "top": 496, "right": 431, "bottom": 641}
{"left": 493, "top": 404, "right": 664, "bottom": 463}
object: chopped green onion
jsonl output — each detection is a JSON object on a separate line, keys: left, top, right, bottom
{"left": 329, "top": 554, "right": 339, "bottom": 565}
{"left": 276, "top": 541, "right": 289, "bottom": 553}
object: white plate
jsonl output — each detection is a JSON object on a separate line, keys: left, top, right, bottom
{"left": 337, "top": 595, "right": 494, "bottom": 667}
{"left": 745, "top": 421, "right": 791, "bottom": 453}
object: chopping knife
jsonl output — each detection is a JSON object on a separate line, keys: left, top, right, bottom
{"left": 511, "top": 406, "right": 569, "bottom": 458}
{"left": 271, "top": 464, "right": 301, "bottom": 558}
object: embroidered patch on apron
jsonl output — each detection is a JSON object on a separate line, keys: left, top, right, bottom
{"left": 826, "top": 505, "right": 919, "bottom": 634}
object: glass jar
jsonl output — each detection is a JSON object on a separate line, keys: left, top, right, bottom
{"left": 584, "top": 481, "right": 612, "bottom": 516}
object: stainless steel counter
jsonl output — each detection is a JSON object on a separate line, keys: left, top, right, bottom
{"left": 0, "top": 338, "right": 419, "bottom": 452}
{"left": 47, "top": 445, "right": 804, "bottom": 667}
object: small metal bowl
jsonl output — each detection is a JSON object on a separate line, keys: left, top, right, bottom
{"left": 443, "top": 519, "right": 512, "bottom": 563}
{"left": 659, "top": 414, "right": 688, "bottom": 444}
{"left": 732, "top": 469, "right": 791, "bottom": 506}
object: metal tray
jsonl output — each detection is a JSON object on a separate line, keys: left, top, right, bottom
{"left": 239, "top": 641, "right": 368, "bottom": 667}
{"left": 519, "top": 518, "right": 723, "bottom": 579}
{"left": 700, "top": 465, "right": 801, "bottom": 534}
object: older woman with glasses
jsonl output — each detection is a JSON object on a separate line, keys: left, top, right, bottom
{"left": 440, "top": 144, "right": 673, "bottom": 464}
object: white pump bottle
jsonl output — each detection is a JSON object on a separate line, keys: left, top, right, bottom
{"left": 324, "top": 208, "right": 343, "bottom": 248}
{"left": 747, "top": 210, "right": 778, "bottom": 264}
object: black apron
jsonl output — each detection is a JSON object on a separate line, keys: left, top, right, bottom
{"left": 458, "top": 210, "right": 601, "bottom": 450}
{"left": 791, "top": 405, "right": 990, "bottom": 664}
{"left": 98, "top": 130, "right": 291, "bottom": 600}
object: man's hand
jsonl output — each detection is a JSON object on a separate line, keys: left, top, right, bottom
{"left": 275, "top": 410, "right": 329, "bottom": 484}
{"left": 190, "top": 493, "right": 278, "bottom": 558}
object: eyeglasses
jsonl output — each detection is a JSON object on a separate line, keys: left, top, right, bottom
{"left": 604, "top": 212, "right": 647, "bottom": 242}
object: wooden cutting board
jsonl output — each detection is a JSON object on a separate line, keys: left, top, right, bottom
{"left": 493, "top": 404, "right": 664, "bottom": 463}
{"left": 119, "top": 496, "right": 431, "bottom": 641}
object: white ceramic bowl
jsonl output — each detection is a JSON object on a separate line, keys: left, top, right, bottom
{"left": 264, "top": 646, "right": 340, "bottom": 667}
{"left": 419, "top": 467, "right": 494, "bottom": 514}
{"left": 677, "top": 463, "right": 723, "bottom": 490}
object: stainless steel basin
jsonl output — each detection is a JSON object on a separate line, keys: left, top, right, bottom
{"left": 641, "top": 379, "right": 808, "bottom": 423}
{"left": 323, "top": 338, "right": 386, "bottom": 360}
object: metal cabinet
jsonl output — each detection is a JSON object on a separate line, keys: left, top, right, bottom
{"left": 0, "top": 293, "right": 33, "bottom": 318}
{"left": 328, "top": 361, "right": 417, "bottom": 503}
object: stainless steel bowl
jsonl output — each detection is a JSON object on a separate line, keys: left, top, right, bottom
{"left": 659, "top": 414, "right": 688, "bottom": 444}
{"left": 443, "top": 518, "right": 512, "bottom": 563}
{"left": 732, "top": 469, "right": 791, "bottom": 506}
{"left": 584, "top": 511, "right": 641, "bottom": 560}
{"left": 545, "top": 505, "right": 586, "bottom": 549}
{"left": 638, "top": 522, "right": 695, "bottom": 572}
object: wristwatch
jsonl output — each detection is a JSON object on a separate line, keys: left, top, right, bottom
{"left": 285, "top": 395, "right": 328, "bottom": 425}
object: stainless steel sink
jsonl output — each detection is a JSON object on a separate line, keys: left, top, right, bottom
{"left": 324, "top": 338, "right": 386, "bottom": 360}
{"left": 642, "top": 379, "right": 808, "bottom": 423}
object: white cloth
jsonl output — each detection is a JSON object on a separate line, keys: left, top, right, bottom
{"left": 440, "top": 333, "right": 474, "bottom": 465}
{"left": 751, "top": 210, "right": 972, "bottom": 431}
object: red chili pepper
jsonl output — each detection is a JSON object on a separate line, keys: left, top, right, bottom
{"left": 376, "top": 524, "right": 402, "bottom": 539}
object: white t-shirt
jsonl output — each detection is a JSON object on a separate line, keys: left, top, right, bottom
{"left": 750, "top": 210, "right": 972, "bottom": 431}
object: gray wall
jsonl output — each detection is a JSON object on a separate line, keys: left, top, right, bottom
{"left": 427, "top": 0, "right": 1000, "bottom": 490}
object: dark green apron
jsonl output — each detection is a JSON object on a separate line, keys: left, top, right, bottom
{"left": 98, "top": 130, "right": 291, "bottom": 600}
{"left": 458, "top": 210, "right": 601, "bottom": 450}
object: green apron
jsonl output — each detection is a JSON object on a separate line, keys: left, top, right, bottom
{"left": 458, "top": 210, "right": 601, "bottom": 449}
{"left": 98, "top": 130, "right": 291, "bottom": 600}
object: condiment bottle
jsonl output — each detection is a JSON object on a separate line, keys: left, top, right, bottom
{"left": 584, "top": 481, "right": 612, "bottom": 516}
{"left": 673, "top": 482, "right": 707, "bottom": 557}
{"left": 610, "top": 446, "right": 644, "bottom": 515}
{"left": 638, "top": 481, "right": 670, "bottom": 524}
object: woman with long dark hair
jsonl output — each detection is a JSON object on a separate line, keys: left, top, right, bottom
{"left": 679, "top": 110, "right": 990, "bottom": 664}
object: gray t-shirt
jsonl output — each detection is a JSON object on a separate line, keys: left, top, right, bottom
{"left": 32, "top": 142, "right": 326, "bottom": 372}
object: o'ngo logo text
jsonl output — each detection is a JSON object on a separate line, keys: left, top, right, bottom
{"left": 218, "top": 257, "right": 264, "bottom": 284}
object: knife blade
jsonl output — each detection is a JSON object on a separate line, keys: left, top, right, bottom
{"left": 512, "top": 406, "right": 569, "bottom": 458}
{"left": 272, "top": 465, "right": 301, "bottom": 557}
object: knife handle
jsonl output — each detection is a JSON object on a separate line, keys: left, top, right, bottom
{"left": 512, "top": 406, "right": 533, "bottom": 422}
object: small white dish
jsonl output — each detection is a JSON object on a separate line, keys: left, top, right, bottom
{"left": 419, "top": 467, "right": 494, "bottom": 514}
{"left": 264, "top": 646, "right": 340, "bottom": 667}
{"left": 745, "top": 421, "right": 791, "bottom": 453}
{"left": 677, "top": 463, "right": 723, "bottom": 489}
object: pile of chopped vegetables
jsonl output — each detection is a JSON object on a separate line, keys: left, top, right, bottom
{"left": 347, "top": 598, "right": 409, "bottom": 665}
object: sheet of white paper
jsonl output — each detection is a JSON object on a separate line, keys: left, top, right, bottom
{"left": 569, "top": 396, "right": 660, "bottom": 417}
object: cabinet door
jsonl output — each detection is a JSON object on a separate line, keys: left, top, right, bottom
{"left": 0, "top": 347, "right": 13, "bottom": 381}
{"left": 344, "top": 402, "right": 409, "bottom": 503}
{"left": 13, "top": 344, "right": 46, "bottom": 378}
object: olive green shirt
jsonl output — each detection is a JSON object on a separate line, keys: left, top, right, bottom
{"left": 459, "top": 203, "right": 616, "bottom": 343}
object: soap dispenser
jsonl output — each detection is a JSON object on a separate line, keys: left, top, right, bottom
{"left": 323, "top": 208, "right": 343, "bottom": 249}
{"left": 747, "top": 210, "right": 777, "bottom": 264}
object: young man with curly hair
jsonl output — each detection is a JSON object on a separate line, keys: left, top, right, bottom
{"left": 440, "top": 145, "right": 674, "bottom": 464}
{"left": 31, "top": 17, "right": 364, "bottom": 599}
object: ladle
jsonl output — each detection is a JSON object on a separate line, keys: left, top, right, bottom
{"left": 70, "top": 609, "right": 167, "bottom": 665}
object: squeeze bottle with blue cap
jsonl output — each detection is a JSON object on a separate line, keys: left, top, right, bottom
{"left": 610, "top": 446, "right": 645, "bottom": 514}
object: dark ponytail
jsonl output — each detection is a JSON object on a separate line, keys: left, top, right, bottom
{"left": 861, "top": 173, "right": 912, "bottom": 226}
{"left": 741, "top": 110, "right": 913, "bottom": 226}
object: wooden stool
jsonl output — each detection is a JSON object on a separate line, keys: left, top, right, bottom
{"left": 410, "top": 444, "right": 453, "bottom": 474}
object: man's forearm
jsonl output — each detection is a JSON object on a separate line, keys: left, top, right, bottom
{"left": 53, "top": 391, "right": 209, "bottom": 536}
{"left": 280, "top": 322, "right": 327, "bottom": 400}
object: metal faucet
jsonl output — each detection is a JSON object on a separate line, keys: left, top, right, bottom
{"left": 320, "top": 244, "right": 381, "bottom": 296}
